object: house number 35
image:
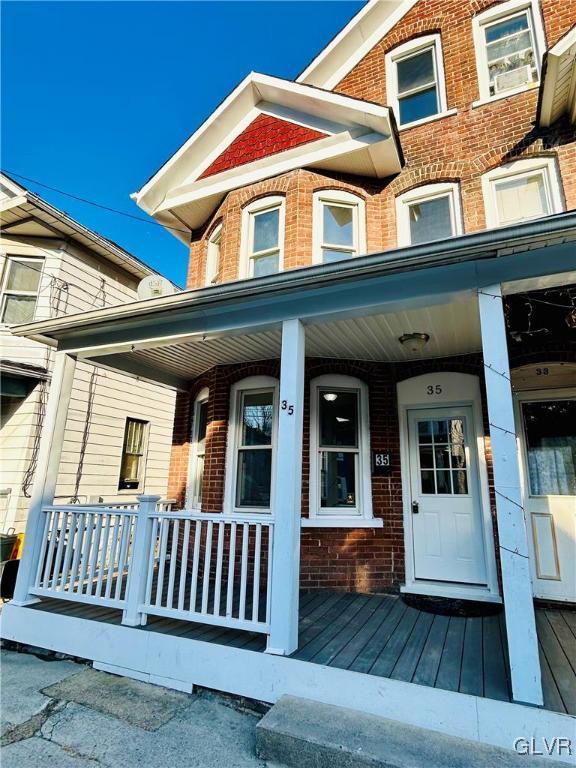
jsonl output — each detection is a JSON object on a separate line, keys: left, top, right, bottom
{"left": 426, "top": 385, "right": 443, "bottom": 395}
{"left": 281, "top": 400, "right": 294, "bottom": 415}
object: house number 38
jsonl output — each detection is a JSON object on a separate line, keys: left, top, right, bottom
{"left": 426, "top": 385, "right": 443, "bottom": 395}
{"left": 281, "top": 400, "right": 294, "bottom": 415}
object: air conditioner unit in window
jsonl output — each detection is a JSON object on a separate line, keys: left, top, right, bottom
{"left": 493, "top": 65, "right": 533, "bottom": 94}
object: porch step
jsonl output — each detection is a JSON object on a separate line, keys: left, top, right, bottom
{"left": 256, "top": 695, "right": 559, "bottom": 768}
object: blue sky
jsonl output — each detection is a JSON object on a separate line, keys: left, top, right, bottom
{"left": 2, "top": 1, "right": 363, "bottom": 286}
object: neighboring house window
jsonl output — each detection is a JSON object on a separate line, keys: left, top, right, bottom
{"left": 187, "top": 388, "right": 209, "bottom": 509}
{"left": 481, "top": 158, "right": 563, "bottom": 228}
{"left": 473, "top": 0, "right": 545, "bottom": 101}
{"left": 396, "top": 183, "right": 463, "bottom": 246}
{"left": 205, "top": 224, "right": 222, "bottom": 285}
{"left": 313, "top": 190, "right": 366, "bottom": 264}
{"left": 1, "top": 257, "right": 43, "bottom": 324}
{"left": 309, "top": 375, "right": 373, "bottom": 521}
{"left": 225, "top": 376, "right": 278, "bottom": 513}
{"left": 118, "top": 418, "right": 149, "bottom": 491}
{"left": 386, "top": 35, "right": 448, "bottom": 127}
{"left": 241, "top": 196, "right": 285, "bottom": 278}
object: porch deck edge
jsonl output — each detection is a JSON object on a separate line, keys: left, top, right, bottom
{"left": 1, "top": 603, "right": 573, "bottom": 764}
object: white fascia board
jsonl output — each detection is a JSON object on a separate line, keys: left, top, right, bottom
{"left": 297, "top": 0, "right": 419, "bottom": 89}
{"left": 0, "top": 195, "right": 29, "bottom": 213}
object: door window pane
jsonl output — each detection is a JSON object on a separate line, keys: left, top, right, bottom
{"left": 494, "top": 172, "right": 548, "bottom": 225}
{"left": 319, "top": 390, "right": 358, "bottom": 447}
{"left": 522, "top": 400, "right": 576, "bottom": 496}
{"left": 253, "top": 208, "right": 279, "bottom": 252}
{"left": 409, "top": 195, "right": 453, "bottom": 244}
{"left": 321, "top": 452, "right": 356, "bottom": 508}
{"left": 236, "top": 449, "right": 272, "bottom": 507}
{"left": 417, "top": 417, "right": 468, "bottom": 495}
{"left": 241, "top": 392, "right": 273, "bottom": 446}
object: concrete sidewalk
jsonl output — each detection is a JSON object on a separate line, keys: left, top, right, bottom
{"left": 1, "top": 648, "right": 271, "bottom": 768}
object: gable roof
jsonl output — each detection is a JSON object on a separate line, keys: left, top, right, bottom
{"left": 133, "top": 73, "right": 403, "bottom": 239}
{"left": 297, "top": 0, "right": 418, "bottom": 89}
{"left": 0, "top": 172, "right": 164, "bottom": 282}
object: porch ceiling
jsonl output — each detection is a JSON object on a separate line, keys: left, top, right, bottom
{"left": 92, "top": 295, "right": 481, "bottom": 386}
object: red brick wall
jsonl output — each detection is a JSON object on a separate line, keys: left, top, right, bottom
{"left": 185, "top": 0, "right": 576, "bottom": 290}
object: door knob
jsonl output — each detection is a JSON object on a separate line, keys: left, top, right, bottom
{"left": 411, "top": 501, "right": 419, "bottom": 514}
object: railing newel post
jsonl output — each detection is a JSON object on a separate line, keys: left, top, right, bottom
{"left": 121, "top": 494, "right": 160, "bottom": 627}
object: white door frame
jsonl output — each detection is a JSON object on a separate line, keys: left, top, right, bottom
{"left": 398, "top": 372, "right": 500, "bottom": 602}
{"left": 514, "top": 386, "right": 576, "bottom": 602}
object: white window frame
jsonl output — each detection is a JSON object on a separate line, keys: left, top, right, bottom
{"left": 240, "top": 196, "right": 285, "bottom": 279}
{"left": 308, "top": 374, "right": 373, "bottom": 524}
{"left": 224, "top": 375, "right": 279, "bottom": 515}
{"left": 0, "top": 256, "right": 44, "bottom": 325}
{"left": 186, "top": 387, "right": 210, "bottom": 509}
{"left": 472, "top": 0, "right": 546, "bottom": 105}
{"left": 118, "top": 417, "right": 150, "bottom": 492}
{"left": 205, "top": 224, "right": 222, "bottom": 286}
{"left": 385, "top": 34, "right": 450, "bottom": 130}
{"left": 312, "top": 190, "right": 366, "bottom": 265}
{"left": 395, "top": 183, "right": 463, "bottom": 247}
{"left": 481, "top": 157, "right": 563, "bottom": 228}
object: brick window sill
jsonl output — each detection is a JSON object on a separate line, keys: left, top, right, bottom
{"left": 301, "top": 518, "right": 384, "bottom": 529}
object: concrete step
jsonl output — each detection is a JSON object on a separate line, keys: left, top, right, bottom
{"left": 256, "top": 695, "right": 561, "bottom": 768}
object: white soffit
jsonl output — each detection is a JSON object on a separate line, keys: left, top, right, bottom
{"left": 297, "top": 0, "right": 419, "bottom": 89}
{"left": 539, "top": 26, "right": 576, "bottom": 128}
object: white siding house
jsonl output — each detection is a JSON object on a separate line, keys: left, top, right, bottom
{"left": 0, "top": 173, "right": 176, "bottom": 534}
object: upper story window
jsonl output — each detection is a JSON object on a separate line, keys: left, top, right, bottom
{"left": 241, "top": 196, "right": 285, "bottom": 279}
{"left": 309, "top": 375, "right": 373, "bottom": 522}
{"left": 118, "top": 417, "right": 149, "bottom": 491}
{"left": 1, "top": 256, "right": 43, "bottom": 324}
{"left": 481, "top": 157, "right": 563, "bottom": 228}
{"left": 313, "top": 190, "right": 366, "bottom": 264}
{"left": 205, "top": 224, "right": 221, "bottom": 286}
{"left": 396, "top": 183, "right": 463, "bottom": 247}
{"left": 386, "top": 35, "right": 448, "bottom": 128}
{"left": 473, "top": 0, "right": 545, "bottom": 102}
{"left": 187, "top": 388, "right": 209, "bottom": 509}
{"left": 225, "top": 376, "right": 278, "bottom": 513}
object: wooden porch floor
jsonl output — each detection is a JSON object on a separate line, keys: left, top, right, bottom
{"left": 31, "top": 590, "right": 576, "bottom": 715}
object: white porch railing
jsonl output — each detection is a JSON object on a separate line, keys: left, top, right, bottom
{"left": 28, "top": 498, "right": 274, "bottom": 636}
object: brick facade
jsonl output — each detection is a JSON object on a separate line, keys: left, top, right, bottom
{"left": 186, "top": 0, "right": 576, "bottom": 290}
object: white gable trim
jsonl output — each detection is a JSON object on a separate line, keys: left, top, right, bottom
{"left": 297, "top": 0, "right": 420, "bottom": 89}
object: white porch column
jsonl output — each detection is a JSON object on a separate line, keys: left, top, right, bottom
{"left": 478, "top": 285, "right": 543, "bottom": 706}
{"left": 266, "top": 318, "right": 305, "bottom": 655}
{"left": 12, "top": 352, "right": 77, "bottom": 605}
{"left": 122, "top": 494, "right": 160, "bottom": 627}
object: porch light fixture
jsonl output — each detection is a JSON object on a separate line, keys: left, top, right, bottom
{"left": 399, "top": 333, "right": 430, "bottom": 353}
{"left": 323, "top": 393, "right": 338, "bottom": 401}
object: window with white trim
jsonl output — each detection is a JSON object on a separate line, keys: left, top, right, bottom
{"left": 386, "top": 35, "right": 448, "bottom": 127}
{"left": 396, "top": 183, "right": 463, "bottom": 247}
{"left": 481, "top": 158, "right": 563, "bottom": 228}
{"left": 118, "top": 418, "right": 149, "bottom": 491}
{"left": 309, "top": 375, "right": 373, "bottom": 521}
{"left": 187, "top": 388, "right": 209, "bottom": 508}
{"left": 473, "top": 0, "right": 545, "bottom": 101}
{"left": 241, "top": 196, "right": 285, "bottom": 278}
{"left": 225, "top": 377, "right": 278, "bottom": 513}
{"left": 1, "top": 257, "right": 43, "bottom": 324}
{"left": 313, "top": 190, "right": 366, "bottom": 264}
{"left": 205, "top": 224, "right": 221, "bottom": 285}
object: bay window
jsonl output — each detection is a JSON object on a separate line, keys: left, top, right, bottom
{"left": 313, "top": 190, "right": 366, "bottom": 264}
{"left": 225, "top": 377, "right": 278, "bottom": 513}
{"left": 241, "top": 196, "right": 285, "bottom": 278}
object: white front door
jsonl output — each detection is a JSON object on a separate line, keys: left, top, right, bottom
{"left": 517, "top": 392, "right": 576, "bottom": 602}
{"left": 408, "top": 406, "right": 488, "bottom": 585}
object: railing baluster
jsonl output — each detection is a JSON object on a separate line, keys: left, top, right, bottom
{"left": 201, "top": 521, "right": 213, "bottom": 614}
{"left": 166, "top": 519, "right": 179, "bottom": 610}
{"left": 114, "top": 513, "right": 132, "bottom": 601}
{"left": 51, "top": 512, "right": 68, "bottom": 590}
{"left": 35, "top": 510, "right": 53, "bottom": 588}
{"left": 266, "top": 523, "right": 274, "bottom": 625}
{"left": 42, "top": 510, "right": 60, "bottom": 588}
{"left": 252, "top": 523, "right": 262, "bottom": 623}
{"left": 177, "top": 518, "right": 190, "bottom": 612}
{"left": 105, "top": 514, "right": 120, "bottom": 600}
{"left": 144, "top": 517, "right": 159, "bottom": 607}
{"left": 226, "top": 522, "right": 237, "bottom": 618}
{"left": 154, "top": 517, "right": 169, "bottom": 607}
{"left": 213, "top": 521, "right": 225, "bottom": 616}
{"left": 85, "top": 515, "right": 103, "bottom": 597}
{"left": 77, "top": 512, "right": 93, "bottom": 594}
{"left": 68, "top": 513, "right": 86, "bottom": 595}
{"left": 94, "top": 513, "right": 112, "bottom": 598}
{"left": 239, "top": 523, "right": 249, "bottom": 621}
{"left": 58, "top": 512, "right": 77, "bottom": 592}
{"left": 189, "top": 520, "right": 202, "bottom": 612}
